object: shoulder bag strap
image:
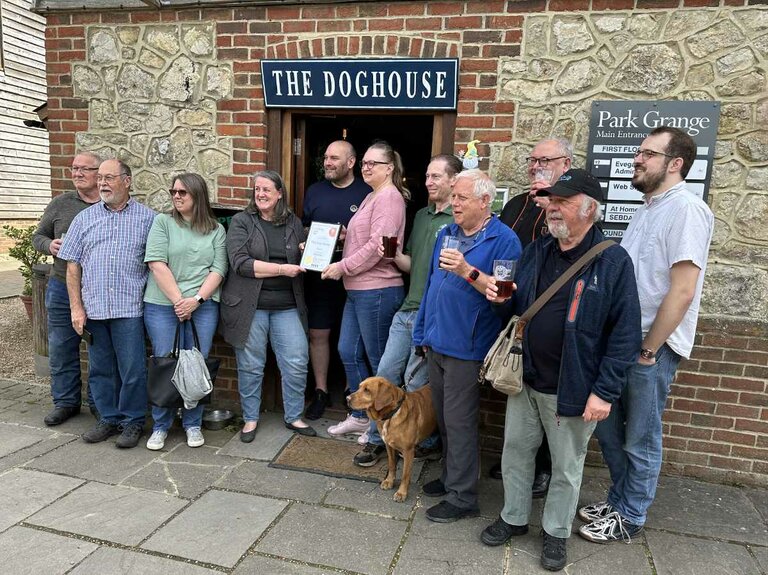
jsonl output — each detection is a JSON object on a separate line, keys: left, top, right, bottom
{"left": 513, "top": 239, "right": 615, "bottom": 338}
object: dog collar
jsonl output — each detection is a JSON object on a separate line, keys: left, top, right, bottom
{"left": 379, "top": 396, "right": 405, "bottom": 421}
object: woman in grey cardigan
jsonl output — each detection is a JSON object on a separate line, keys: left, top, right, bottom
{"left": 220, "top": 171, "right": 315, "bottom": 442}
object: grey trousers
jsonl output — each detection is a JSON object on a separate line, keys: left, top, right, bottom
{"left": 428, "top": 350, "right": 481, "bottom": 510}
{"left": 500, "top": 383, "right": 596, "bottom": 538}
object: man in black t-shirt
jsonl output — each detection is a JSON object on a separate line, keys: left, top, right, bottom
{"left": 494, "top": 138, "right": 573, "bottom": 496}
{"left": 302, "top": 140, "right": 371, "bottom": 420}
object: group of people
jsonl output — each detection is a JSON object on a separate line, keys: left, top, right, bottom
{"left": 34, "top": 127, "right": 713, "bottom": 573}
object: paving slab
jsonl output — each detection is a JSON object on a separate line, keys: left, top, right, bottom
{"left": 70, "top": 546, "right": 220, "bottom": 575}
{"left": 0, "top": 468, "right": 83, "bottom": 532}
{"left": 218, "top": 411, "right": 295, "bottom": 460}
{"left": 753, "top": 546, "right": 768, "bottom": 573}
{"left": 0, "top": 525, "right": 98, "bottom": 574}
{"left": 162, "top": 442, "right": 241, "bottom": 466}
{"left": 0, "top": 432, "right": 75, "bottom": 474}
{"left": 648, "top": 475, "right": 768, "bottom": 545}
{"left": 0, "top": 422, "right": 55, "bottom": 458}
{"left": 217, "top": 459, "right": 333, "bottom": 503}
{"left": 394, "top": 510, "right": 504, "bottom": 574}
{"left": 323, "top": 476, "right": 417, "bottom": 519}
{"left": 646, "top": 531, "right": 762, "bottom": 575}
{"left": 744, "top": 486, "right": 768, "bottom": 524}
{"left": 26, "top": 481, "right": 187, "bottom": 545}
{"left": 142, "top": 488, "right": 287, "bottom": 567}
{"left": 257, "top": 502, "right": 406, "bottom": 575}
{"left": 24, "top": 436, "right": 160, "bottom": 484}
{"left": 122, "top": 460, "right": 233, "bottom": 499}
{"left": 233, "top": 554, "right": 341, "bottom": 575}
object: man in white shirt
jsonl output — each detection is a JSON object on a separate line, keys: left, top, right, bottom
{"left": 578, "top": 126, "right": 714, "bottom": 543}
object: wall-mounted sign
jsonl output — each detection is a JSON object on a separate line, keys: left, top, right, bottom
{"left": 261, "top": 58, "right": 458, "bottom": 110}
{"left": 586, "top": 101, "right": 720, "bottom": 240}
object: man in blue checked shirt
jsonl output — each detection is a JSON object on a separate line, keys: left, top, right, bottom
{"left": 59, "top": 158, "right": 156, "bottom": 449}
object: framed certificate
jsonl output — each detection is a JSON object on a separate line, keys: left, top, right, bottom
{"left": 300, "top": 222, "right": 342, "bottom": 272}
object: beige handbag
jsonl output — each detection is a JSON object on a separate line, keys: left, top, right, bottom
{"left": 480, "top": 240, "right": 614, "bottom": 395}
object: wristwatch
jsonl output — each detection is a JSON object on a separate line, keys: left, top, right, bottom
{"left": 194, "top": 293, "right": 205, "bottom": 305}
{"left": 640, "top": 348, "right": 656, "bottom": 360}
{"left": 466, "top": 268, "right": 480, "bottom": 283}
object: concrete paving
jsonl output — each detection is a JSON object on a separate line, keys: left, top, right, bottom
{"left": 0, "top": 377, "right": 766, "bottom": 574}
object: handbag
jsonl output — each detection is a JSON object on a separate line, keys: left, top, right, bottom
{"left": 479, "top": 240, "right": 615, "bottom": 395}
{"left": 147, "top": 319, "right": 220, "bottom": 409}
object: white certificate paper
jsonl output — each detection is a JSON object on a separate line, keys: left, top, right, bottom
{"left": 300, "top": 222, "right": 342, "bottom": 272}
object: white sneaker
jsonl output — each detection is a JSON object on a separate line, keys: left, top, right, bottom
{"left": 146, "top": 430, "right": 167, "bottom": 451}
{"left": 578, "top": 501, "right": 614, "bottom": 523}
{"left": 186, "top": 426, "right": 205, "bottom": 448}
{"left": 357, "top": 430, "right": 370, "bottom": 445}
{"left": 327, "top": 414, "right": 369, "bottom": 436}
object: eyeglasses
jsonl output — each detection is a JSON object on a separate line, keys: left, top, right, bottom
{"left": 70, "top": 166, "right": 99, "bottom": 174}
{"left": 168, "top": 189, "right": 188, "bottom": 197}
{"left": 360, "top": 160, "right": 390, "bottom": 169}
{"left": 97, "top": 173, "right": 127, "bottom": 184}
{"left": 525, "top": 156, "right": 566, "bottom": 167}
{"left": 633, "top": 148, "right": 674, "bottom": 161}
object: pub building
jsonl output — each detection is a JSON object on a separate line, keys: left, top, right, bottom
{"left": 33, "top": 0, "right": 768, "bottom": 487}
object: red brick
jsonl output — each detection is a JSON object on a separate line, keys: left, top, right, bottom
{"left": 695, "top": 388, "right": 740, "bottom": 403}
{"left": 369, "top": 19, "right": 404, "bottom": 31}
{"left": 663, "top": 410, "right": 691, "bottom": 424}
{"left": 217, "top": 124, "right": 248, "bottom": 137}
{"left": 674, "top": 371, "right": 719, "bottom": 387}
{"left": 302, "top": 5, "right": 335, "bottom": 18}
{"left": 318, "top": 20, "right": 351, "bottom": 33}
{"left": 701, "top": 333, "right": 750, "bottom": 349}
{"left": 720, "top": 377, "right": 765, "bottom": 392}
{"left": 670, "top": 424, "right": 712, "bottom": 440}
{"left": 745, "top": 364, "right": 768, "bottom": 379}
{"left": 504, "top": 30, "right": 523, "bottom": 43}
{"left": 457, "top": 115, "right": 494, "bottom": 129}
{"left": 446, "top": 16, "right": 484, "bottom": 29}
{"left": 405, "top": 17, "right": 442, "bottom": 31}
{"left": 45, "top": 14, "right": 71, "bottom": 26}
{"left": 218, "top": 21, "right": 247, "bottom": 34}
{"left": 461, "top": 59, "right": 497, "bottom": 73}
{"left": 709, "top": 456, "right": 753, "bottom": 472}
{"left": 731, "top": 446, "right": 768, "bottom": 461}
{"left": 71, "top": 13, "right": 100, "bottom": 25}
{"left": 234, "top": 35, "right": 265, "bottom": 47}
{"left": 428, "top": 2, "right": 464, "bottom": 15}
{"left": 459, "top": 87, "right": 496, "bottom": 101}
{"left": 464, "top": 30, "right": 502, "bottom": 44}
{"left": 389, "top": 4, "right": 425, "bottom": 15}
{"left": 664, "top": 437, "right": 689, "bottom": 451}
{"left": 688, "top": 440, "right": 730, "bottom": 455}
{"left": 690, "top": 346, "right": 725, "bottom": 361}
{"left": 550, "top": 0, "right": 590, "bottom": 10}
{"left": 505, "top": 0, "right": 547, "bottom": 12}
{"left": 670, "top": 384, "right": 696, "bottom": 398}
{"left": 337, "top": 6, "right": 358, "bottom": 18}
{"left": 249, "top": 21, "right": 281, "bottom": 34}
{"left": 713, "top": 429, "right": 757, "bottom": 446}
{"left": 495, "top": 115, "right": 515, "bottom": 128}
{"left": 690, "top": 414, "right": 734, "bottom": 429}
{"left": 131, "top": 11, "right": 160, "bottom": 23}
{"left": 699, "top": 361, "right": 744, "bottom": 376}
{"left": 487, "top": 15, "right": 524, "bottom": 28}
{"left": 683, "top": 0, "right": 721, "bottom": 5}
{"left": 716, "top": 403, "right": 761, "bottom": 419}
{"left": 736, "top": 419, "right": 768, "bottom": 434}
{"left": 665, "top": 450, "right": 709, "bottom": 465}
{"left": 284, "top": 20, "right": 315, "bottom": 33}
{"left": 484, "top": 45, "right": 521, "bottom": 57}
{"left": 467, "top": 0, "right": 505, "bottom": 12}
{"left": 266, "top": 6, "right": 301, "bottom": 19}
{"left": 741, "top": 392, "right": 768, "bottom": 407}
{"left": 748, "top": 337, "right": 768, "bottom": 352}
{"left": 470, "top": 129, "right": 512, "bottom": 143}
{"left": 672, "top": 398, "right": 715, "bottom": 413}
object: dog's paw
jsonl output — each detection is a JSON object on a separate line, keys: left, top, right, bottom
{"left": 393, "top": 490, "right": 407, "bottom": 502}
{"left": 380, "top": 478, "right": 394, "bottom": 490}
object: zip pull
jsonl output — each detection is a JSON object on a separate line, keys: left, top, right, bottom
{"left": 556, "top": 413, "right": 561, "bottom": 428}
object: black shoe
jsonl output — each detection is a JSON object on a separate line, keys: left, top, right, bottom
{"left": 541, "top": 531, "right": 567, "bottom": 571}
{"left": 44, "top": 406, "right": 80, "bottom": 426}
{"left": 116, "top": 424, "right": 143, "bottom": 448}
{"left": 422, "top": 478, "right": 447, "bottom": 497}
{"left": 426, "top": 501, "right": 480, "bottom": 523}
{"left": 285, "top": 422, "right": 317, "bottom": 437}
{"left": 481, "top": 516, "right": 529, "bottom": 546}
{"left": 89, "top": 405, "right": 101, "bottom": 421}
{"left": 413, "top": 445, "right": 442, "bottom": 461}
{"left": 82, "top": 421, "right": 120, "bottom": 443}
{"left": 489, "top": 461, "right": 502, "bottom": 480}
{"left": 305, "top": 389, "right": 329, "bottom": 420}
{"left": 354, "top": 443, "right": 386, "bottom": 467}
{"left": 240, "top": 427, "right": 257, "bottom": 443}
{"left": 532, "top": 471, "right": 551, "bottom": 499}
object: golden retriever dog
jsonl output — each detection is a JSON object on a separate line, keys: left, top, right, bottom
{"left": 348, "top": 376, "right": 437, "bottom": 502}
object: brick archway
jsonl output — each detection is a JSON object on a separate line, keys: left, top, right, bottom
{"left": 267, "top": 34, "right": 459, "bottom": 59}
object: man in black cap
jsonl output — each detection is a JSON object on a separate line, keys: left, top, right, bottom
{"left": 480, "top": 169, "right": 640, "bottom": 572}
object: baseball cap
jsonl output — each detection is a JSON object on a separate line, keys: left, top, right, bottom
{"left": 537, "top": 168, "right": 604, "bottom": 202}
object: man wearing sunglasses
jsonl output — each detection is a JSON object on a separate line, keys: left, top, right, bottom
{"left": 58, "top": 159, "right": 156, "bottom": 449}
{"left": 579, "top": 126, "right": 714, "bottom": 543}
{"left": 33, "top": 152, "right": 103, "bottom": 427}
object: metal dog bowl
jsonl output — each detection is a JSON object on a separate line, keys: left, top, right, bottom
{"left": 202, "top": 408, "right": 235, "bottom": 430}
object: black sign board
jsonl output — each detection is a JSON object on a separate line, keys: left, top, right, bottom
{"left": 261, "top": 58, "right": 458, "bottom": 110}
{"left": 586, "top": 101, "right": 720, "bottom": 240}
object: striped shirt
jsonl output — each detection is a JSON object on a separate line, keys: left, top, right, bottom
{"left": 59, "top": 199, "right": 156, "bottom": 320}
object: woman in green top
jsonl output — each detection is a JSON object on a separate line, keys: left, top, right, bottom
{"left": 143, "top": 173, "right": 227, "bottom": 451}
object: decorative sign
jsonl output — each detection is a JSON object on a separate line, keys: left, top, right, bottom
{"left": 586, "top": 101, "right": 720, "bottom": 239}
{"left": 261, "top": 58, "right": 458, "bottom": 110}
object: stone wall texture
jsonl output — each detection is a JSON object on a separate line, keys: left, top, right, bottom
{"left": 42, "top": 0, "right": 768, "bottom": 486}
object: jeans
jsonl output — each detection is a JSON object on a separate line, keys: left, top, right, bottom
{"left": 501, "top": 384, "right": 595, "bottom": 538}
{"left": 86, "top": 316, "right": 148, "bottom": 426}
{"left": 46, "top": 278, "right": 94, "bottom": 409}
{"left": 338, "top": 286, "right": 404, "bottom": 418}
{"left": 144, "top": 301, "right": 219, "bottom": 431}
{"left": 235, "top": 308, "right": 308, "bottom": 424}
{"left": 595, "top": 344, "right": 682, "bottom": 526}
{"left": 367, "top": 309, "right": 436, "bottom": 449}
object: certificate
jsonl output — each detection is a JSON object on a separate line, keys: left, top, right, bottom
{"left": 300, "top": 222, "right": 342, "bottom": 272}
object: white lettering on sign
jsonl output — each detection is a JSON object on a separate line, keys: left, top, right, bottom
{"left": 605, "top": 203, "right": 640, "bottom": 223}
{"left": 597, "top": 108, "right": 712, "bottom": 137}
{"left": 602, "top": 228, "right": 625, "bottom": 239}
{"left": 592, "top": 144, "right": 638, "bottom": 154}
{"left": 610, "top": 158, "right": 635, "bottom": 178}
{"left": 271, "top": 70, "right": 313, "bottom": 96}
{"left": 607, "top": 180, "right": 642, "bottom": 202}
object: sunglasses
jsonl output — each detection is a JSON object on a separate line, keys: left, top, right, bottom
{"left": 168, "top": 189, "right": 189, "bottom": 197}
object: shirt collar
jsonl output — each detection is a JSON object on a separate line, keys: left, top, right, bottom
{"left": 101, "top": 197, "right": 134, "bottom": 213}
{"left": 429, "top": 202, "right": 453, "bottom": 215}
{"left": 643, "top": 181, "right": 686, "bottom": 207}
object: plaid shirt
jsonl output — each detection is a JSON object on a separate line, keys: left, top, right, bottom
{"left": 59, "top": 199, "right": 156, "bottom": 320}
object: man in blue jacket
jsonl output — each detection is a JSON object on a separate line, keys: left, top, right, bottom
{"left": 413, "top": 169, "right": 522, "bottom": 523}
{"left": 480, "top": 169, "right": 640, "bottom": 571}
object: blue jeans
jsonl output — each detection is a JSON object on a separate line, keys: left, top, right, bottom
{"left": 144, "top": 301, "right": 219, "bottom": 431}
{"left": 367, "top": 309, "right": 436, "bottom": 449}
{"left": 235, "top": 308, "right": 308, "bottom": 424}
{"left": 86, "top": 316, "right": 148, "bottom": 426}
{"left": 46, "top": 278, "right": 94, "bottom": 409}
{"left": 595, "top": 344, "right": 682, "bottom": 526}
{"left": 338, "top": 286, "right": 404, "bottom": 418}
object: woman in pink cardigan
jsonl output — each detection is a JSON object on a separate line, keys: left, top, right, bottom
{"left": 321, "top": 140, "right": 408, "bottom": 436}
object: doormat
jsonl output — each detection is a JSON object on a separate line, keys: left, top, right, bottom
{"left": 270, "top": 434, "right": 387, "bottom": 483}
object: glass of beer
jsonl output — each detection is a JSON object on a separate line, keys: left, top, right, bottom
{"left": 493, "top": 259, "right": 517, "bottom": 299}
{"left": 382, "top": 236, "right": 398, "bottom": 258}
{"left": 440, "top": 235, "right": 460, "bottom": 268}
